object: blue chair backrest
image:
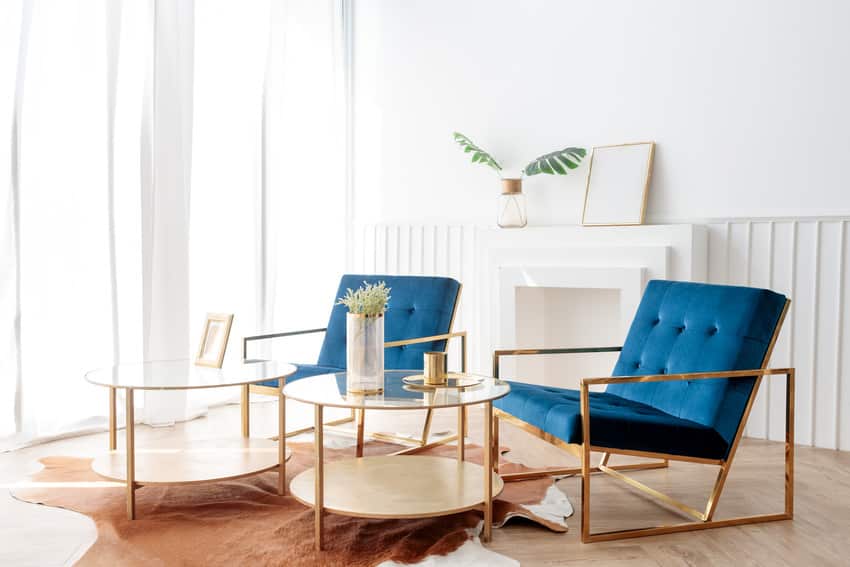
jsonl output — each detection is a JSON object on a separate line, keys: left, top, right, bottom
{"left": 607, "top": 280, "right": 787, "bottom": 452}
{"left": 317, "top": 274, "right": 462, "bottom": 370}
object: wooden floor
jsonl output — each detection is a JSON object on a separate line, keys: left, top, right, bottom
{"left": 2, "top": 397, "right": 849, "bottom": 566}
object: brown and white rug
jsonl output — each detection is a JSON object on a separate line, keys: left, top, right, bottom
{"left": 10, "top": 438, "right": 572, "bottom": 566}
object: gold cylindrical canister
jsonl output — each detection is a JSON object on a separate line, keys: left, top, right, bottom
{"left": 423, "top": 351, "right": 447, "bottom": 385}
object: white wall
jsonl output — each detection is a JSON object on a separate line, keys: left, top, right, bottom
{"left": 353, "top": 0, "right": 850, "bottom": 226}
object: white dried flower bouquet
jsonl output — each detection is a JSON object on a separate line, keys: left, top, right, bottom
{"left": 337, "top": 281, "right": 391, "bottom": 317}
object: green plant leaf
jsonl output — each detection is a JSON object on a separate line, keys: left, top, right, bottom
{"left": 453, "top": 132, "right": 502, "bottom": 173}
{"left": 523, "top": 147, "right": 587, "bottom": 176}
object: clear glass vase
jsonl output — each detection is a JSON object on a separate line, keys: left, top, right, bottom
{"left": 498, "top": 178, "right": 527, "bottom": 228}
{"left": 346, "top": 313, "right": 385, "bottom": 394}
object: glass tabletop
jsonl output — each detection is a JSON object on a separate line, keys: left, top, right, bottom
{"left": 85, "top": 359, "right": 297, "bottom": 390}
{"left": 282, "top": 370, "right": 510, "bottom": 410}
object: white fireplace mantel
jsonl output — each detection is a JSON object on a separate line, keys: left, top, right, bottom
{"left": 472, "top": 224, "right": 707, "bottom": 374}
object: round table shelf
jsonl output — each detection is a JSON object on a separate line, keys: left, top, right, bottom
{"left": 92, "top": 438, "right": 291, "bottom": 485}
{"left": 289, "top": 455, "right": 504, "bottom": 519}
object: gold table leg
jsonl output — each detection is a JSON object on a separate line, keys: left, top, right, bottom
{"left": 241, "top": 384, "right": 250, "bottom": 438}
{"left": 125, "top": 388, "right": 135, "bottom": 520}
{"left": 356, "top": 408, "right": 365, "bottom": 458}
{"left": 482, "top": 401, "right": 493, "bottom": 542}
{"left": 278, "top": 379, "right": 286, "bottom": 495}
{"left": 457, "top": 405, "right": 465, "bottom": 461}
{"left": 108, "top": 387, "right": 117, "bottom": 451}
{"left": 492, "top": 413, "right": 500, "bottom": 472}
{"left": 314, "top": 404, "right": 324, "bottom": 551}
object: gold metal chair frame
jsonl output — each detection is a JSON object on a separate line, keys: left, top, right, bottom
{"left": 241, "top": 285, "right": 466, "bottom": 456}
{"left": 492, "top": 300, "right": 793, "bottom": 543}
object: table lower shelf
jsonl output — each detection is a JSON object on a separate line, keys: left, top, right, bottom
{"left": 92, "top": 438, "right": 290, "bottom": 485}
{"left": 289, "top": 455, "right": 504, "bottom": 519}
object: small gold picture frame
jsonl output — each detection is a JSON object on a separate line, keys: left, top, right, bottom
{"left": 581, "top": 141, "right": 655, "bottom": 226}
{"left": 195, "top": 313, "right": 234, "bottom": 368}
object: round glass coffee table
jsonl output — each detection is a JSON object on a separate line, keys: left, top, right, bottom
{"left": 85, "top": 359, "right": 296, "bottom": 519}
{"left": 282, "top": 370, "right": 510, "bottom": 550}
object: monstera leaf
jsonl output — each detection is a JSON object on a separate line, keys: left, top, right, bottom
{"left": 453, "top": 132, "right": 502, "bottom": 173}
{"left": 523, "top": 147, "right": 587, "bottom": 176}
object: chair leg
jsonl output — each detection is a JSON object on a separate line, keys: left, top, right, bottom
{"left": 585, "top": 371, "right": 796, "bottom": 541}
{"left": 581, "top": 444, "right": 591, "bottom": 542}
{"left": 584, "top": 429, "right": 794, "bottom": 541}
{"left": 420, "top": 409, "right": 434, "bottom": 446}
{"left": 580, "top": 385, "right": 591, "bottom": 542}
{"left": 501, "top": 459, "right": 668, "bottom": 482}
{"left": 703, "top": 464, "right": 730, "bottom": 521}
{"left": 457, "top": 405, "right": 466, "bottom": 461}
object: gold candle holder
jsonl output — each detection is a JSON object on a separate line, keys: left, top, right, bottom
{"left": 423, "top": 351, "right": 447, "bottom": 385}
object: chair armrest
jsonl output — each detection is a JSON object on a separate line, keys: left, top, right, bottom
{"left": 242, "top": 327, "right": 327, "bottom": 360}
{"left": 492, "top": 346, "right": 622, "bottom": 380}
{"left": 384, "top": 331, "right": 468, "bottom": 372}
{"left": 579, "top": 367, "right": 795, "bottom": 457}
{"left": 580, "top": 367, "right": 794, "bottom": 387}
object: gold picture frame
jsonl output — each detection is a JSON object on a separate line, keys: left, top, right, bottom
{"left": 581, "top": 141, "right": 656, "bottom": 226}
{"left": 195, "top": 313, "right": 234, "bottom": 368}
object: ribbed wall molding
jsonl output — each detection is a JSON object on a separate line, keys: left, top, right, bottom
{"left": 354, "top": 218, "right": 850, "bottom": 450}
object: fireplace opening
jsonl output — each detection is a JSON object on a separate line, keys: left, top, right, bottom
{"left": 514, "top": 287, "right": 622, "bottom": 390}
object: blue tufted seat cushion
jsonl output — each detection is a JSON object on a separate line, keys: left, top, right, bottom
{"left": 496, "top": 280, "right": 787, "bottom": 460}
{"left": 257, "top": 363, "right": 344, "bottom": 388}
{"left": 494, "top": 381, "right": 730, "bottom": 459}
{"left": 317, "top": 274, "right": 461, "bottom": 371}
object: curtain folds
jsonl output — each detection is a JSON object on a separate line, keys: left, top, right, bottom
{"left": 1, "top": 0, "right": 27, "bottom": 438}
{"left": 1, "top": 0, "right": 348, "bottom": 449}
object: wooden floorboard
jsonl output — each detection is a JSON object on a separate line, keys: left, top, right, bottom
{"left": 1, "top": 400, "right": 848, "bottom": 566}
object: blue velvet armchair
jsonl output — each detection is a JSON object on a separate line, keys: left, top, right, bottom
{"left": 492, "top": 280, "right": 793, "bottom": 543}
{"left": 242, "top": 274, "right": 464, "bottom": 451}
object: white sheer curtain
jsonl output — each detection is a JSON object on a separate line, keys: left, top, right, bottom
{"left": 1, "top": 0, "right": 349, "bottom": 448}
{"left": 0, "top": 0, "right": 26, "bottom": 439}
{"left": 1, "top": 0, "right": 148, "bottom": 447}
{"left": 190, "top": 0, "right": 269, "bottom": 360}
{"left": 194, "top": 0, "right": 348, "bottom": 365}
{"left": 265, "top": 0, "right": 348, "bottom": 357}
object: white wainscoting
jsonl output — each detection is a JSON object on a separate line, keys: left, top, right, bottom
{"left": 353, "top": 218, "right": 850, "bottom": 450}
{"left": 353, "top": 225, "right": 478, "bottom": 376}
{"left": 704, "top": 219, "right": 849, "bottom": 450}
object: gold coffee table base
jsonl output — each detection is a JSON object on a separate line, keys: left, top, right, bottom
{"left": 93, "top": 438, "right": 291, "bottom": 485}
{"left": 282, "top": 371, "right": 510, "bottom": 550}
{"left": 85, "top": 361, "right": 297, "bottom": 519}
{"left": 289, "top": 455, "right": 503, "bottom": 519}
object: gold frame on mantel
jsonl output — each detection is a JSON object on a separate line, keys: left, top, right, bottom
{"left": 581, "top": 141, "right": 656, "bottom": 227}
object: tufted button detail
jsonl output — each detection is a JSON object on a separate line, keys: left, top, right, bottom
{"left": 676, "top": 326, "right": 685, "bottom": 334}
{"left": 634, "top": 362, "right": 641, "bottom": 369}
{"left": 659, "top": 368, "right": 667, "bottom": 374}
{"left": 652, "top": 318, "right": 660, "bottom": 326}
{"left": 708, "top": 326, "right": 718, "bottom": 336}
